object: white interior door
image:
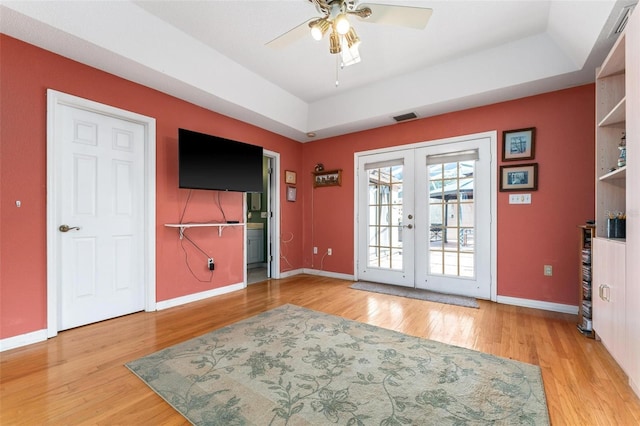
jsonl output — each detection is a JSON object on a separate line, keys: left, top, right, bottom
{"left": 56, "top": 104, "right": 146, "bottom": 330}
{"left": 357, "top": 134, "right": 494, "bottom": 299}
{"left": 357, "top": 150, "right": 415, "bottom": 286}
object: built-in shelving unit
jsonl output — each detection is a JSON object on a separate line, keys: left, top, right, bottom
{"left": 590, "top": 7, "right": 639, "bottom": 398}
{"left": 165, "top": 222, "right": 244, "bottom": 238}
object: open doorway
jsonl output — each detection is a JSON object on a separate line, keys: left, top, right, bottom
{"left": 247, "top": 154, "right": 277, "bottom": 284}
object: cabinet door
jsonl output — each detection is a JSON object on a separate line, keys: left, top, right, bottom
{"left": 592, "top": 239, "right": 612, "bottom": 344}
{"left": 593, "top": 238, "right": 626, "bottom": 369}
{"left": 247, "top": 230, "right": 264, "bottom": 264}
{"left": 610, "top": 242, "right": 626, "bottom": 370}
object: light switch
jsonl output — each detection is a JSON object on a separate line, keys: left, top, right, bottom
{"left": 509, "top": 194, "right": 531, "bottom": 204}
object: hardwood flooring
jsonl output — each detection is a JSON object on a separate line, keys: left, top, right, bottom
{"left": 1, "top": 275, "right": 639, "bottom": 424}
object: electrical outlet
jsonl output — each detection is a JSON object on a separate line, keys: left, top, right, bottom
{"left": 313, "top": 247, "right": 318, "bottom": 254}
{"left": 544, "top": 265, "right": 552, "bottom": 276}
{"left": 208, "top": 258, "right": 215, "bottom": 271}
{"left": 328, "top": 248, "right": 332, "bottom": 256}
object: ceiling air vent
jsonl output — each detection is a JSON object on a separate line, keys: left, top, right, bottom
{"left": 611, "top": 5, "right": 635, "bottom": 36}
{"left": 393, "top": 112, "right": 418, "bottom": 122}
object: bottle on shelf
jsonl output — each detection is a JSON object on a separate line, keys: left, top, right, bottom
{"left": 618, "top": 132, "right": 626, "bottom": 167}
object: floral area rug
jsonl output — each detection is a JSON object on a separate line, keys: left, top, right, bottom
{"left": 126, "top": 304, "right": 549, "bottom": 425}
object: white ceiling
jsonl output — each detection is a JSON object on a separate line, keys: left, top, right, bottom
{"left": 0, "top": 1, "right": 635, "bottom": 142}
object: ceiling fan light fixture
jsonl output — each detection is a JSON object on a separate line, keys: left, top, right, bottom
{"left": 344, "top": 27, "right": 360, "bottom": 48}
{"left": 340, "top": 41, "right": 361, "bottom": 66}
{"left": 334, "top": 13, "right": 350, "bottom": 35}
{"left": 329, "top": 30, "right": 342, "bottom": 54}
{"left": 310, "top": 19, "right": 331, "bottom": 41}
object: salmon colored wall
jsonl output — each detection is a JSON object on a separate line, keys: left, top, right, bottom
{"left": 302, "top": 85, "right": 595, "bottom": 305}
{"left": 0, "top": 35, "right": 303, "bottom": 339}
{"left": 1, "top": 34, "right": 594, "bottom": 341}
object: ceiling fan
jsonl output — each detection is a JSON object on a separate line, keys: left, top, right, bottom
{"left": 267, "top": 0, "right": 433, "bottom": 67}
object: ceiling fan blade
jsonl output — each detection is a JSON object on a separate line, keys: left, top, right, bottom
{"left": 355, "top": 4, "right": 433, "bottom": 29}
{"left": 266, "top": 19, "right": 314, "bottom": 49}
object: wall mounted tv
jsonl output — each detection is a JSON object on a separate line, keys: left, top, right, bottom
{"left": 178, "top": 128, "right": 263, "bottom": 192}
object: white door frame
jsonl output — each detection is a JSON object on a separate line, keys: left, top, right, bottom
{"left": 244, "top": 149, "right": 281, "bottom": 282}
{"left": 265, "top": 152, "right": 281, "bottom": 279}
{"left": 46, "top": 89, "right": 156, "bottom": 337}
{"left": 354, "top": 131, "right": 497, "bottom": 301}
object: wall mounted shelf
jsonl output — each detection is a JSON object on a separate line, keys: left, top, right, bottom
{"left": 313, "top": 169, "right": 342, "bottom": 187}
{"left": 165, "top": 222, "right": 244, "bottom": 238}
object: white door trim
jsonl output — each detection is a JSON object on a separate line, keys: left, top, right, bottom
{"left": 264, "top": 150, "right": 281, "bottom": 279}
{"left": 243, "top": 149, "right": 280, "bottom": 283}
{"left": 46, "top": 89, "right": 156, "bottom": 337}
{"left": 354, "top": 131, "right": 497, "bottom": 301}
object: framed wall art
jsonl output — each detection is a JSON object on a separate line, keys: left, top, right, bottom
{"left": 500, "top": 163, "right": 538, "bottom": 191}
{"left": 502, "top": 127, "right": 536, "bottom": 161}
{"left": 285, "top": 170, "right": 297, "bottom": 185}
{"left": 286, "top": 185, "right": 297, "bottom": 202}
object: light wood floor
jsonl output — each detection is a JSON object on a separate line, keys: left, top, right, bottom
{"left": 2, "top": 275, "right": 639, "bottom": 425}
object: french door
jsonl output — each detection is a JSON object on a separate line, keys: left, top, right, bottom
{"left": 356, "top": 134, "right": 494, "bottom": 299}
{"left": 357, "top": 150, "right": 416, "bottom": 286}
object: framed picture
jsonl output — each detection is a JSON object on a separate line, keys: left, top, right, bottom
{"left": 285, "top": 170, "right": 297, "bottom": 185}
{"left": 500, "top": 163, "right": 538, "bottom": 191}
{"left": 313, "top": 169, "right": 342, "bottom": 188}
{"left": 286, "top": 185, "right": 297, "bottom": 202}
{"left": 502, "top": 127, "right": 536, "bottom": 161}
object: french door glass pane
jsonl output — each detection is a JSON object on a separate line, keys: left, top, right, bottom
{"left": 367, "top": 165, "right": 403, "bottom": 270}
{"left": 428, "top": 160, "right": 476, "bottom": 278}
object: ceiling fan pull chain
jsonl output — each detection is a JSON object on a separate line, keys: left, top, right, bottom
{"left": 335, "top": 55, "right": 340, "bottom": 87}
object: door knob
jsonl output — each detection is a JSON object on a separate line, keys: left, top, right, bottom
{"left": 403, "top": 224, "right": 413, "bottom": 229}
{"left": 59, "top": 224, "right": 81, "bottom": 232}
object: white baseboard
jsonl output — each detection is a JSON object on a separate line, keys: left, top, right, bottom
{"left": 156, "top": 282, "right": 246, "bottom": 311}
{"left": 279, "top": 268, "right": 304, "bottom": 279}
{"left": 302, "top": 268, "right": 355, "bottom": 281}
{"left": 496, "top": 295, "right": 578, "bottom": 314}
{"left": 0, "top": 329, "right": 48, "bottom": 352}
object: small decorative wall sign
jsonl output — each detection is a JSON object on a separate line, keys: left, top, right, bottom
{"left": 502, "top": 127, "right": 536, "bottom": 161}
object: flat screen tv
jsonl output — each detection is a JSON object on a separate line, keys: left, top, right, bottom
{"left": 178, "top": 128, "right": 263, "bottom": 192}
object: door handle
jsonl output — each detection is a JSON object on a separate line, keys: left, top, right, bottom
{"left": 59, "top": 224, "right": 81, "bottom": 232}
{"left": 599, "top": 284, "right": 603, "bottom": 300}
{"left": 403, "top": 224, "right": 413, "bottom": 229}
